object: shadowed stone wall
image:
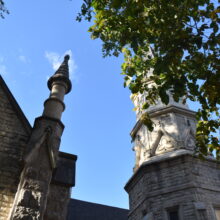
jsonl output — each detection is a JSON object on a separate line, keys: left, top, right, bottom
{"left": 0, "top": 79, "right": 31, "bottom": 220}
{"left": 44, "top": 184, "right": 71, "bottom": 220}
{"left": 44, "top": 152, "right": 77, "bottom": 220}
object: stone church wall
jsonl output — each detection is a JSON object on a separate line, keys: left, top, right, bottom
{"left": 0, "top": 82, "right": 31, "bottom": 220}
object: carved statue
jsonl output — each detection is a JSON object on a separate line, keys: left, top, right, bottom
{"left": 133, "top": 135, "right": 146, "bottom": 171}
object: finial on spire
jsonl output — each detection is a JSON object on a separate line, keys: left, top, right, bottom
{"left": 64, "top": 54, "right": 70, "bottom": 61}
{"left": 47, "top": 54, "right": 72, "bottom": 94}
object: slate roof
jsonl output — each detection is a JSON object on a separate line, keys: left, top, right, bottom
{"left": 67, "top": 199, "right": 129, "bottom": 220}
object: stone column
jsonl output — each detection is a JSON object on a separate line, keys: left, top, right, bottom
{"left": 8, "top": 55, "right": 72, "bottom": 220}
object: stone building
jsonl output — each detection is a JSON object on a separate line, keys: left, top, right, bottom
{"left": 0, "top": 55, "right": 128, "bottom": 220}
{"left": 1, "top": 53, "right": 220, "bottom": 220}
{"left": 125, "top": 83, "right": 220, "bottom": 219}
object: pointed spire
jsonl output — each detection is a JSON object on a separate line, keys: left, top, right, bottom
{"left": 47, "top": 54, "right": 72, "bottom": 94}
{"left": 54, "top": 54, "right": 70, "bottom": 78}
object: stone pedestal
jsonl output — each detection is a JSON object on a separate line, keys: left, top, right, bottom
{"left": 125, "top": 150, "right": 220, "bottom": 220}
{"left": 8, "top": 117, "right": 64, "bottom": 220}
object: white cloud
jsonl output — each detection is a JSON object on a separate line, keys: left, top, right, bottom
{"left": 18, "top": 55, "right": 28, "bottom": 63}
{"left": 0, "top": 64, "right": 7, "bottom": 75}
{"left": 0, "top": 57, "right": 7, "bottom": 75}
{"left": 45, "top": 50, "right": 77, "bottom": 81}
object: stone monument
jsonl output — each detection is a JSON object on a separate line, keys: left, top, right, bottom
{"left": 7, "top": 55, "right": 73, "bottom": 220}
{"left": 125, "top": 76, "right": 220, "bottom": 220}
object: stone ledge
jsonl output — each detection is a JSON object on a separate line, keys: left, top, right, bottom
{"left": 51, "top": 151, "right": 77, "bottom": 187}
{"left": 59, "top": 151, "right": 77, "bottom": 161}
{"left": 35, "top": 116, "right": 65, "bottom": 130}
{"left": 130, "top": 105, "right": 196, "bottom": 139}
{"left": 125, "top": 149, "right": 219, "bottom": 191}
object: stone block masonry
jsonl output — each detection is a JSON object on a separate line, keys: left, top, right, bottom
{"left": 0, "top": 77, "right": 31, "bottom": 220}
{"left": 125, "top": 150, "right": 220, "bottom": 220}
{"left": 7, "top": 56, "right": 72, "bottom": 220}
{"left": 44, "top": 152, "right": 77, "bottom": 220}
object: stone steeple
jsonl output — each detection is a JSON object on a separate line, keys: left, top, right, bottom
{"left": 9, "top": 55, "right": 72, "bottom": 220}
{"left": 131, "top": 83, "right": 197, "bottom": 171}
{"left": 43, "top": 54, "right": 72, "bottom": 120}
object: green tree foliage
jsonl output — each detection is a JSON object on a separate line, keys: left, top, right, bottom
{"left": 77, "top": 0, "right": 220, "bottom": 157}
{"left": 0, "top": 0, "right": 8, "bottom": 18}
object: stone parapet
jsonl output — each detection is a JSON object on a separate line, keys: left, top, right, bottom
{"left": 125, "top": 150, "right": 220, "bottom": 220}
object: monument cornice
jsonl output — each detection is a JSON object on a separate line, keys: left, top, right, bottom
{"left": 130, "top": 105, "right": 196, "bottom": 139}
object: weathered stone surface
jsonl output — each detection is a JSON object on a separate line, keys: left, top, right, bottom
{"left": 44, "top": 152, "right": 77, "bottom": 220}
{"left": 128, "top": 78, "right": 220, "bottom": 220}
{"left": 0, "top": 72, "right": 77, "bottom": 220}
{"left": 0, "top": 77, "right": 31, "bottom": 220}
{"left": 131, "top": 107, "right": 197, "bottom": 170}
{"left": 12, "top": 206, "right": 40, "bottom": 220}
{"left": 44, "top": 184, "right": 70, "bottom": 220}
{"left": 8, "top": 56, "right": 72, "bottom": 220}
{"left": 9, "top": 118, "right": 64, "bottom": 220}
{"left": 131, "top": 80, "right": 198, "bottom": 171}
{"left": 125, "top": 151, "right": 220, "bottom": 220}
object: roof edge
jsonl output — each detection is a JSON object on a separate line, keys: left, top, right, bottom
{"left": 69, "top": 198, "right": 129, "bottom": 211}
{"left": 0, "top": 75, "right": 32, "bottom": 134}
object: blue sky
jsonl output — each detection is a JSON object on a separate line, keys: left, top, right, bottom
{"left": 0, "top": 0, "right": 202, "bottom": 209}
{"left": 0, "top": 0, "right": 135, "bottom": 209}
